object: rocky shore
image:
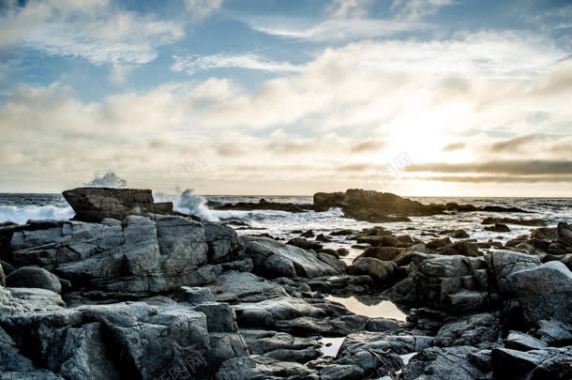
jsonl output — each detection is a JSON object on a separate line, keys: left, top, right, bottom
{"left": 1, "top": 187, "right": 571, "bottom": 379}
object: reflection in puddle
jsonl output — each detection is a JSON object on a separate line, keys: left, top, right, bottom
{"left": 319, "top": 337, "right": 345, "bottom": 358}
{"left": 327, "top": 295, "right": 407, "bottom": 321}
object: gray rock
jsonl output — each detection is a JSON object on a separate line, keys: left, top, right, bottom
{"left": 403, "top": 346, "right": 491, "bottom": 380}
{"left": 204, "top": 222, "right": 243, "bottom": 262}
{"left": 210, "top": 272, "right": 288, "bottom": 303}
{"left": 435, "top": 313, "right": 500, "bottom": 348}
{"left": 243, "top": 236, "right": 345, "bottom": 278}
{"left": 178, "top": 286, "right": 215, "bottom": 304}
{"left": 0, "top": 287, "right": 64, "bottom": 316}
{"left": 537, "top": 319, "right": 572, "bottom": 345}
{"left": 358, "top": 246, "right": 402, "bottom": 261}
{"left": 506, "top": 331, "right": 547, "bottom": 351}
{"left": 0, "top": 262, "right": 4, "bottom": 287}
{"left": 240, "top": 329, "right": 318, "bottom": 355}
{"left": 500, "top": 260, "right": 572, "bottom": 326}
{"left": 492, "top": 347, "right": 572, "bottom": 380}
{"left": 62, "top": 187, "right": 171, "bottom": 222}
{"left": 194, "top": 302, "right": 238, "bottom": 332}
{"left": 6, "top": 267, "right": 62, "bottom": 294}
{"left": 319, "top": 364, "right": 364, "bottom": 380}
{"left": 216, "top": 355, "right": 316, "bottom": 380}
{"left": 349, "top": 257, "right": 396, "bottom": 282}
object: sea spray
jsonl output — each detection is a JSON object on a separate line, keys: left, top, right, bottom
{"left": 175, "top": 189, "right": 219, "bottom": 222}
{"left": 0, "top": 205, "right": 74, "bottom": 225}
{"left": 85, "top": 171, "right": 127, "bottom": 188}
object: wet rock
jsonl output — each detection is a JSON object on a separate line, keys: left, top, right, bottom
{"left": 436, "top": 241, "right": 480, "bottom": 257}
{"left": 214, "top": 198, "right": 307, "bottom": 213}
{"left": 210, "top": 272, "right": 288, "bottom": 303}
{"left": 216, "top": 355, "right": 316, "bottom": 380}
{"left": 178, "top": 286, "right": 216, "bottom": 304}
{"left": 435, "top": 313, "right": 500, "bottom": 349}
{"left": 497, "top": 260, "right": 572, "bottom": 326}
{"left": 243, "top": 236, "right": 345, "bottom": 278}
{"left": 6, "top": 267, "right": 62, "bottom": 294}
{"left": 482, "top": 217, "right": 545, "bottom": 226}
{"left": 403, "top": 346, "right": 491, "bottom": 380}
{"left": 426, "top": 237, "right": 452, "bottom": 250}
{"left": 492, "top": 347, "right": 572, "bottom": 380}
{"left": 358, "top": 246, "right": 401, "bottom": 261}
{"left": 301, "top": 229, "right": 315, "bottom": 238}
{"left": 349, "top": 257, "right": 397, "bottom": 283}
{"left": 336, "top": 248, "right": 350, "bottom": 256}
{"left": 62, "top": 187, "right": 171, "bottom": 222}
{"left": 316, "top": 233, "right": 331, "bottom": 242}
{"left": 286, "top": 237, "right": 323, "bottom": 251}
{"left": 484, "top": 223, "right": 510, "bottom": 233}
{"left": 506, "top": 331, "right": 547, "bottom": 351}
{"left": 531, "top": 227, "right": 558, "bottom": 241}
{"left": 441, "top": 229, "right": 470, "bottom": 238}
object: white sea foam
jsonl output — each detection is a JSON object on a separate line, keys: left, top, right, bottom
{"left": 174, "top": 189, "right": 219, "bottom": 222}
{"left": 0, "top": 205, "right": 75, "bottom": 225}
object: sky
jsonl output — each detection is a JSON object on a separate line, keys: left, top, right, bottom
{"left": 0, "top": 0, "right": 571, "bottom": 196}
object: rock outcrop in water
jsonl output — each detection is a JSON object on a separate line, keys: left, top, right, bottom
{"left": 313, "top": 189, "right": 529, "bottom": 222}
{"left": 63, "top": 187, "right": 173, "bottom": 222}
{"left": 0, "top": 188, "right": 571, "bottom": 379}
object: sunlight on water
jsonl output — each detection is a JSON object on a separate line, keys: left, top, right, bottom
{"left": 326, "top": 295, "right": 407, "bottom": 321}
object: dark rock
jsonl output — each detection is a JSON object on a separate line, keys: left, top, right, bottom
{"left": 537, "top": 319, "right": 572, "bottom": 346}
{"left": 316, "top": 233, "right": 331, "bottom": 242}
{"left": 6, "top": 267, "right": 62, "bottom": 294}
{"left": 506, "top": 331, "right": 547, "bottom": 351}
{"left": 243, "top": 236, "right": 345, "bottom": 278}
{"left": 210, "top": 272, "right": 288, "bottom": 303}
{"left": 492, "top": 347, "right": 572, "bottom": 380}
{"left": 0, "top": 262, "right": 4, "bottom": 287}
{"left": 337, "top": 248, "right": 350, "bottom": 256}
{"left": 62, "top": 187, "right": 172, "bottom": 222}
{"left": 531, "top": 227, "right": 558, "bottom": 241}
{"left": 484, "top": 223, "right": 510, "bottom": 233}
{"left": 435, "top": 313, "right": 500, "bottom": 349}
{"left": 482, "top": 217, "right": 545, "bottom": 226}
{"left": 426, "top": 237, "right": 452, "bottom": 250}
{"left": 349, "top": 257, "right": 396, "bottom": 283}
{"left": 358, "top": 246, "right": 401, "bottom": 261}
{"left": 403, "top": 346, "right": 491, "bottom": 380}
{"left": 301, "top": 230, "right": 315, "bottom": 238}
{"left": 178, "top": 286, "right": 215, "bottom": 304}
{"left": 441, "top": 229, "right": 470, "bottom": 238}
{"left": 0, "top": 260, "right": 15, "bottom": 276}
{"left": 287, "top": 237, "right": 323, "bottom": 251}
{"left": 213, "top": 198, "right": 307, "bottom": 213}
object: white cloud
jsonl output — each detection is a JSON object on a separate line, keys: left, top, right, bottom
{"left": 247, "top": 16, "right": 426, "bottom": 42}
{"left": 184, "top": 0, "right": 224, "bottom": 20}
{"left": 171, "top": 53, "right": 301, "bottom": 75}
{"left": 0, "top": 0, "right": 184, "bottom": 79}
{"left": 391, "top": 0, "right": 456, "bottom": 20}
{"left": 326, "top": 0, "right": 372, "bottom": 19}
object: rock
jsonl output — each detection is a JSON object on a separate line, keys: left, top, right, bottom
{"left": 386, "top": 255, "right": 490, "bottom": 314}
{"left": 492, "top": 347, "right": 572, "bottom": 380}
{"left": 437, "top": 241, "right": 480, "bottom": 257}
{"left": 0, "top": 302, "right": 223, "bottom": 380}
{"left": 0, "top": 260, "right": 15, "bottom": 276}
{"left": 178, "top": 286, "right": 215, "bottom": 304}
{"left": 5, "top": 214, "right": 247, "bottom": 295}
{"left": 358, "top": 246, "right": 401, "bottom": 261}
{"left": 240, "top": 329, "right": 318, "bottom": 355}
{"left": 216, "top": 355, "right": 316, "bottom": 379}
{"left": 243, "top": 236, "right": 345, "bottom": 278}
{"left": 316, "top": 233, "right": 331, "bottom": 242}
{"left": 0, "top": 262, "right": 4, "bottom": 287}
{"left": 441, "top": 229, "right": 470, "bottom": 238}
{"left": 530, "top": 227, "right": 558, "bottom": 241}
{"left": 349, "top": 258, "right": 396, "bottom": 283}
{"left": 484, "top": 223, "right": 510, "bottom": 233}
{"left": 301, "top": 230, "right": 315, "bottom": 238}
{"left": 426, "top": 237, "right": 452, "bottom": 250}
{"left": 287, "top": 237, "right": 323, "bottom": 251}
{"left": 0, "top": 287, "right": 65, "bottom": 316}
{"left": 337, "top": 248, "right": 350, "bottom": 256}
{"left": 62, "top": 187, "right": 172, "bottom": 222}
{"left": 210, "top": 272, "right": 288, "bottom": 303}
{"left": 6, "top": 267, "right": 62, "bottom": 294}
{"left": 204, "top": 222, "right": 244, "bottom": 262}
{"left": 213, "top": 198, "right": 307, "bottom": 213}
{"left": 498, "top": 260, "right": 572, "bottom": 327}
{"left": 194, "top": 302, "right": 238, "bottom": 332}
{"left": 482, "top": 217, "right": 545, "bottom": 226}
{"left": 403, "top": 346, "right": 491, "bottom": 380}
{"left": 506, "top": 331, "right": 547, "bottom": 351}
{"left": 435, "top": 313, "right": 500, "bottom": 348}
{"left": 537, "top": 319, "right": 572, "bottom": 345}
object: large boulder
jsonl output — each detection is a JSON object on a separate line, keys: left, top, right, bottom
{"left": 62, "top": 187, "right": 172, "bottom": 222}
{"left": 0, "top": 302, "right": 218, "bottom": 380}
{"left": 386, "top": 255, "right": 490, "bottom": 314}
{"left": 349, "top": 257, "right": 397, "bottom": 283}
{"left": 5, "top": 215, "right": 245, "bottom": 294}
{"left": 6, "top": 267, "right": 62, "bottom": 294}
{"left": 492, "top": 347, "right": 572, "bottom": 380}
{"left": 242, "top": 236, "right": 345, "bottom": 278}
{"left": 497, "top": 261, "right": 572, "bottom": 327}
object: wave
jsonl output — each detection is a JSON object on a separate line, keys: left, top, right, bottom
{"left": 0, "top": 205, "right": 75, "bottom": 225}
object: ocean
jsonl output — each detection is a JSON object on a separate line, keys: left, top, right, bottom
{"left": 1, "top": 193, "right": 571, "bottom": 264}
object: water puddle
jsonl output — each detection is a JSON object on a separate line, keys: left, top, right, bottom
{"left": 326, "top": 295, "right": 407, "bottom": 321}
{"left": 319, "top": 337, "right": 345, "bottom": 358}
